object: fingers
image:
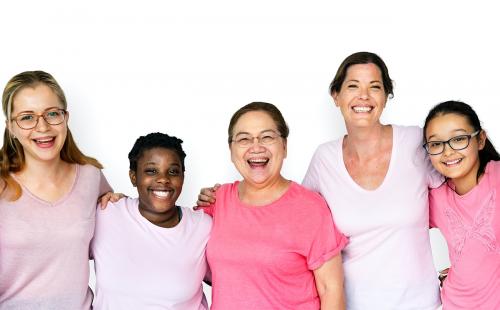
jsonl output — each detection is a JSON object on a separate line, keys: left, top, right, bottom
{"left": 196, "top": 184, "right": 220, "bottom": 206}
{"left": 99, "top": 192, "right": 126, "bottom": 209}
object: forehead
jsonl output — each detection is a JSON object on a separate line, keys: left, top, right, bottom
{"left": 138, "top": 147, "right": 182, "bottom": 164}
{"left": 426, "top": 113, "right": 473, "bottom": 138}
{"left": 233, "top": 110, "right": 277, "bottom": 133}
{"left": 345, "top": 63, "right": 382, "bottom": 81}
{"left": 12, "top": 84, "right": 62, "bottom": 113}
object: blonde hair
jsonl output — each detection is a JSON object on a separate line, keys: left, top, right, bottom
{"left": 1, "top": 71, "right": 102, "bottom": 200}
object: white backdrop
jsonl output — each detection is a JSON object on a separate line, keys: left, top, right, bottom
{"left": 2, "top": 0, "right": 499, "bottom": 303}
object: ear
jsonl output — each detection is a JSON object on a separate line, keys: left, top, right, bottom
{"left": 478, "top": 130, "right": 487, "bottom": 150}
{"left": 129, "top": 170, "right": 137, "bottom": 187}
{"left": 65, "top": 110, "right": 70, "bottom": 123}
{"left": 332, "top": 93, "right": 339, "bottom": 107}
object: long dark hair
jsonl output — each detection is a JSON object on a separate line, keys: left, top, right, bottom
{"left": 423, "top": 100, "right": 500, "bottom": 181}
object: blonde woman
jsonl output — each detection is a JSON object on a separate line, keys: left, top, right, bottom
{"left": 0, "top": 71, "right": 113, "bottom": 309}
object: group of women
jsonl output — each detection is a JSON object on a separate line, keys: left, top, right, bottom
{"left": 0, "top": 52, "right": 499, "bottom": 310}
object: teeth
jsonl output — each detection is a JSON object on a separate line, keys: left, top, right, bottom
{"left": 445, "top": 159, "right": 461, "bottom": 165}
{"left": 35, "top": 138, "right": 54, "bottom": 143}
{"left": 353, "top": 106, "right": 372, "bottom": 113}
{"left": 249, "top": 158, "right": 267, "bottom": 163}
{"left": 152, "top": 190, "right": 171, "bottom": 198}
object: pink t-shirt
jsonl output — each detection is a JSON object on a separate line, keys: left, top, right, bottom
{"left": 91, "top": 197, "right": 212, "bottom": 310}
{"left": 204, "top": 181, "right": 347, "bottom": 310}
{"left": 429, "top": 161, "right": 500, "bottom": 309}
{"left": 0, "top": 164, "right": 111, "bottom": 309}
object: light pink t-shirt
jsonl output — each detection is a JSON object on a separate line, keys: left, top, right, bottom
{"left": 91, "top": 197, "right": 212, "bottom": 310}
{"left": 0, "top": 164, "right": 111, "bottom": 310}
{"left": 204, "top": 181, "right": 347, "bottom": 310}
{"left": 303, "top": 125, "right": 442, "bottom": 310}
{"left": 429, "top": 161, "right": 500, "bottom": 309}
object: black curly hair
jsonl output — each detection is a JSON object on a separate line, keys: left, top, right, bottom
{"left": 128, "top": 132, "right": 186, "bottom": 172}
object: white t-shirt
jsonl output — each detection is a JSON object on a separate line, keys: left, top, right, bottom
{"left": 303, "top": 125, "right": 442, "bottom": 310}
{"left": 91, "top": 197, "right": 212, "bottom": 310}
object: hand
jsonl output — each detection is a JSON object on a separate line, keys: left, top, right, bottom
{"left": 438, "top": 267, "right": 449, "bottom": 287}
{"left": 99, "top": 192, "right": 126, "bottom": 209}
{"left": 195, "top": 184, "right": 220, "bottom": 208}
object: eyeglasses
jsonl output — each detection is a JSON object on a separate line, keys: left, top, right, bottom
{"left": 231, "top": 131, "right": 282, "bottom": 148}
{"left": 12, "top": 108, "right": 67, "bottom": 130}
{"left": 423, "top": 131, "right": 480, "bottom": 155}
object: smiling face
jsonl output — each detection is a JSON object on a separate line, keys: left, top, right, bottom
{"left": 425, "top": 113, "right": 486, "bottom": 189}
{"left": 8, "top": 84, "right": 68, "bottom": 164}
{"left": 230, "top": 110, "right": 287, "bottom": 188}
{"left": 332, "top": 63, "right": 388, "bottom": 129}
{"left": 129, "top": 147, "right": 184, "bottom": 225}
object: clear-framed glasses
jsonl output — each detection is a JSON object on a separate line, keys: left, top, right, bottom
{"left": 423, "top": 130, "right": 480, "bottom": 155}
{"left": 12, "top": 108, "right": 67, "bottom": 130}
{"left": 231, "top": 131, "right": 282, "bottom": 148}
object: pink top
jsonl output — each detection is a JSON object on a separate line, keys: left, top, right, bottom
{"left": 0, "top": 164, "right": 111, "bottom": 309}
{"left": 204, "top": 181, "right": 347, "bottom": 310}
{"left": 91, "top": 197, "right": 212, "bottom": 310}
{"left": 430, "top": 160, "right": 500, "bottom": 309}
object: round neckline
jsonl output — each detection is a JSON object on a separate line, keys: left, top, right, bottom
{"left": 232, "top": 180, "right": 294, "bottom": 209}
{"left": 131, "top": 198, "right": 186, "bottom": 232}
{"left": 11, "top": 164, "right": 80, "bottom": 206}
{"left": 338, "top": 124, "right": 396, "bottom": 193}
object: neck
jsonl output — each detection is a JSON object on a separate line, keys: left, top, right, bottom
{"left": 451, "top": 160, "right": 482, "bottom": 195}
{"left": 239, "top": 175, "right": 290, "bottom": 206}
{"left": 139, "top": 206, "right": 180, "bottom": 228}
{"left": 18, "top": 156, "right": 68, "bottom": 181}
{"left": 344, "top": 123, "right": 390, "bottom": 161}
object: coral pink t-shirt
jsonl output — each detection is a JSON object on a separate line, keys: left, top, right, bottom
{"left": 430, "top": 161, "right": 500, "bottom": 309}
{"left": 0, "top": 164, "right": 111, "bottom": 309}
{"left": 204, "top": 181, "right": 347, "bottom": 310}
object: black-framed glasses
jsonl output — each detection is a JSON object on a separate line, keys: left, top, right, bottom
{"left": 231, "top": 131, "right": 282, "bottom": 148}
{"left": 423, "top": 131, "right": 480, "bottom": 155}
{"left": 12, "top": 108, "right": 67, "bottom": 130}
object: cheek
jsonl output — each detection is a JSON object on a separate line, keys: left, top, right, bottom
{"left": 429, "top": 155, "right": 442, "bottom": 170}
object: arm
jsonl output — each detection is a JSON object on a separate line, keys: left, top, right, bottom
{"left": 98, "top": 192, "right": 126, "bottom": 209}
{"left": 313, "top": 254, "right": 345, "bottom": 310}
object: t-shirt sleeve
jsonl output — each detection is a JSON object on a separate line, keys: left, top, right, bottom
{"left": 428, "top": 188, "right": 440, "bottom": 229}
{"left": 411, "top": 126, "right": 444, "bottom": 188}
{"left": 302, "top": 149, "right": 321, "bottom": 193}
{"left": 98, "top": 169, "right": 113, "bottom": 197}
{"left": 306, "top": 198, "right": 347, "bottom": 270}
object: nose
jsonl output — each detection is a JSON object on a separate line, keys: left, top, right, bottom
{"left": 358, "top": 86, "right": 369, "bottom": 100}
{"left": 34, "top": 116, "right": 50, "bottom": 131}
{"left": 442, "top": 142, "right": 455, "bottom": 156}
{"left": 248, "top": 137, "right": 265, "bottom": 151}
{"left": 156, "top": 173, "right": 171, "bottom": 184}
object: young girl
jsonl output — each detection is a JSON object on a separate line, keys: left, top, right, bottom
{"left": 91, "top": 132, "right": 212, "bottom": 309}
{"left": 0, "top": 71, "right": 112, "bottom": 309}
{"left": 423, "top": 100, "right": 500, "bottom": 309}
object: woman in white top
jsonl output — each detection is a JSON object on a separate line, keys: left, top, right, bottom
{"left": 198, "top": 52, "right": 442, "bottom": 309}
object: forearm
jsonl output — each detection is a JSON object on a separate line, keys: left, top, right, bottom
{"left": 318, "top": 283, "right": 345, "bottom": 310}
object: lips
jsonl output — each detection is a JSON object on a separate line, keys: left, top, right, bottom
{"left": 247, "top": 157, "right": 269, "bottom": 168}
{"left": 150, "top": 189, "right": 174, "bottom": 199}
{"left": 442, "top": 158, "right": 463, "bottom": 166}
{"left": 33, "top": 137, "right": 56, "bottom": 148}
{"left": 352, "top": 105, "right": 373, "bottom": 113}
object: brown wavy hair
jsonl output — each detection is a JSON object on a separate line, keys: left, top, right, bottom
{"left": 1, "top": 70, "right": 102, "bottom": 200}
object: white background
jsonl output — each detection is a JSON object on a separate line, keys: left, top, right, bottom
{"left": 2, "top": 0, "right": 499, "bottom": 303}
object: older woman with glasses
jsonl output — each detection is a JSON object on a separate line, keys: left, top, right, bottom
{"left": 0, "top": 71, "right": 113, "bottom": 309}
{"left": 200, "top": 102, "right": 347, "bottom": 309}
{"left": 198, "top": 52, "right": 444, "bottom": 309}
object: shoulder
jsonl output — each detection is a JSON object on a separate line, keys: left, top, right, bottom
{"left": 286, "top": 182, "right": 330, "bottom": 211}
{"left": 314, "top": 138, "right": 342, "bottom": 156}
{"left": 77, "top": 164, "right": 103, "bottom": 179}
{"left": 180, "top": 207, "right": 213, "bottom": 232}
{"left": 486, "top": 160, "right": 500, "bottom": 176}
{"left": 97, "top": 197, "right": 136, "bottom": 217}
{"left": 393, "top": 124, "right": 423, "bottom": 143}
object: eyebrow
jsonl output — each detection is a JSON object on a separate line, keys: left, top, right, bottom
{"left": 345, "top": 79, "right": 382, "bottom": 84}
{"left": 427, "top": 129, "right": 468, "bottom": 140}
{"left": 234, "top": 129, "right": 277, "bottom": 136}
{"left": 16, "top": 106, "right": 62, "bottom": 114}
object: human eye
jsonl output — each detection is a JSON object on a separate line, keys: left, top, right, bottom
{"left": 371, "top": 84, "right": 382, "bottom": 90}
{"left": 428, "top": 141, "right": 443, "bottom": 149}
{"left": 347, "top": 83, "right": 358, "bottom": 89}
{"left": 451, "top": 135, "right": 467, "bottom": 143}
{"left": 19, "top": 114, "right": 34, "bottom": 121}
{"left": 236, "top": 136, "right": 252, "bottom": 146}
{"left": 168, "top": 168, "right": 181, "bottom": 176}
{"left": 145, "top": 168, "right": 157, "bottom": 175}
{"left": 45, "top": 110, "right": 62, "bottom": 118}
{"left": 260, "top": 134, "right": 276, "bottom": 144}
